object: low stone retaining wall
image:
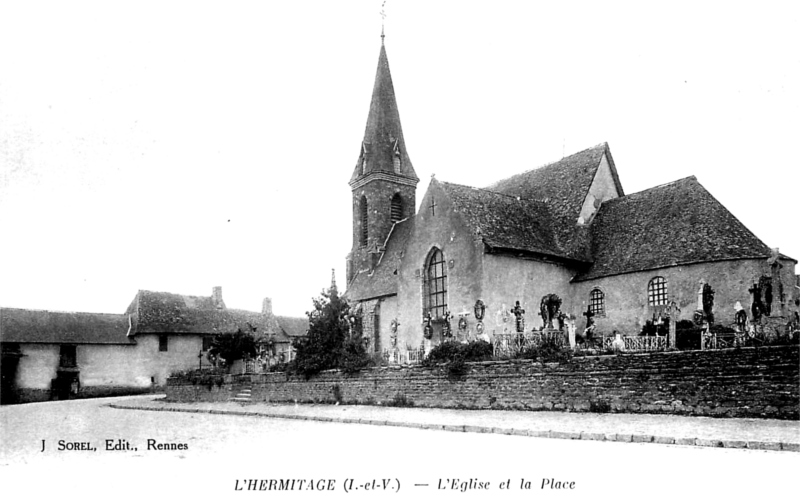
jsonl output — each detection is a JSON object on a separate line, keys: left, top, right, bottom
{"left": 7, "top": 385, "right": 156, "bottom": 404}
{"left": 166, "top": 346, "right": 800, "bottom": 419}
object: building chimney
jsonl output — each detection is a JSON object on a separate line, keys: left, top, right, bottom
{"left": 262, "top": 297, "right": 273, "bottom": 315}
{"left": 212, "top": 286, "right": 225, "bottom": 309}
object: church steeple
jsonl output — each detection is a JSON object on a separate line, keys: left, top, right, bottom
{"left": 350, "top": 40, "right": 418, "bottom": 184}
{"left": 347, "top": 36, "right": 418, "bottom": 284}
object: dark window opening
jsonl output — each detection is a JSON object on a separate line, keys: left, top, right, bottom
{"left": 202, "top": 336, "right": 213, "bottom": 351}
{"left": 159, "top": 335, "right": 169, "bottom": 352}
{"left": 59, "top": 345, "right": 77, "bottom": 368}
{"left": 391, "top": 194, "right": 403, "bottom": 222}
{"left": 360, "top": 196, "right": 368, "bottom": 247}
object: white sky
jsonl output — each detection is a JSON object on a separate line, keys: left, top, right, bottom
{"left": 1, "top": 0, "right": 798, "bottom": 318}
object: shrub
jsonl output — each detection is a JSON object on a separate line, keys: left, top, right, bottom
{"left": 291, "top": 281, "right": 353, "bottom": 379}
{"left": 207, "top": 330, "right": 259, "bottom": 366}
{"left": 170, "top": 367, "right": 226, "bottom": 388}
{"left": 268, "top": 362, "right": 291, "bottom": 373}
{"left": 421, "top": 340, "right": 491, "bottom": 380}
{"left": 388, "top": 393, "right": 414, "bottom": 407}
{"left": 640, "top": 319, "right": 668, "bottom": 337}
{"left": 515, "top": 335, "right": 572, "bottom": 364}
{"left": 589, "top": 399, "right": 611, "bottom": 413}
{"left": 339, "top": 337, "right": 374, "bottom": 374}
{"left": 423, "top": 340, "right": 493, "bottom": 365}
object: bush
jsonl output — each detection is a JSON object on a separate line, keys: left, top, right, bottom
{"left": 589, "top": 399, "right": 611, "bottom": 413}
{"left": 515, "top": 335, "right": 572, "bottom": 364}
{"left": 268, "top": 362, "right": 291, "bottom": 372}
{"left": 674, "top": 320, "right": 702, "bottom": 350}
{"left": 170, "top": 367, "right": 226, "bottom": 389}
{"left": 291, "top": 282, "right": 353, "bottom": 379}
{"left": 640, "top": 319, "right": 668, "bottom": 337}
{"left": 388, "top": 393, "right": 414, "bottom": 407}
{"left": 420, "top": 340, "right": 492, "bottom": 379}
{"left": 207, "top": 330, "right": 259, "bottom": 366}
{"left": 339, "top": 337, "right": 374, "bottom": 374}
{"left": 422, "top": 340, "right": 493, "bottom": 365}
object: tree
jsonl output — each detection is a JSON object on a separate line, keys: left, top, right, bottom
{"left": 291, "top": 272, "right": 372, "bottom": 378}
{"left": 208, "top": 329, "right": 259, "bottom": 367}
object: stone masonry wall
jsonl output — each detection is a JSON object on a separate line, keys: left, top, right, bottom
{"left": 166, "top": 346, "right": 799, "bottom": 420}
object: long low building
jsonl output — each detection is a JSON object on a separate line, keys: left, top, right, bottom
{"left": 0, "top": 287, "right": 307, "bottom": 404}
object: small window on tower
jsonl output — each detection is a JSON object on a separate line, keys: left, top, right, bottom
{"left": 360, "top": 196, "right": 368, "bottom": 247}
{"left": 391, "top": 193, "right": 403, "bottom": 222}
{"left": 392, "top": 141, "right": 401, "bottom": 174}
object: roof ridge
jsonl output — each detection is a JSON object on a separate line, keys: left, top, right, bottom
{"left": 604, "top": 175, "right": 697, "bottom": 203}
{"left": 440, "top": 180, "right": 550, "bottom": 205}
{"left": 139, "top": 289, "right": 210, "bottom": 299}
{"left": 0, "top": 306, "right": 127, "bottom": 317}
{"left": 486, "top": 142, "right": 608, "bottom": 187}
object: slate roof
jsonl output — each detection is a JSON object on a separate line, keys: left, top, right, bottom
{"left": 350, "top": 42, "right": 418, "bottom": 184}
{"left": 126, "top": 290, "right": 281, "bottom": 336}
{"left": 0, "top": 307, "right": 134, "bottom": 345}
{"left": 276, "top": 316, "right": 309, "bottom": 338}
{"left": 576, "top": 176, "right": 774, "bottom": 281}
{"left": 345, "top": 216, "right": 415, "bottom": 301}
{"left": 439, "top": 181, "right": 568, "bottom": 259}
{"left": 487, "top": 143, "right": 620, "bottom": 260}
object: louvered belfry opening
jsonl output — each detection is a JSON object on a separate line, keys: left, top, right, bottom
{"left": 360, "top": 196, "right": 368, "bottom": 247}
{"left": 391, "top": 193, "right": 403, "bottom": 222}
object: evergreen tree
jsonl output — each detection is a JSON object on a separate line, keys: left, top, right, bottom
{"left": 208, "top": 328, "right": 259, "bottom": 366}
{"left": 292, "top": 270, "right": 371, "bottom": 378}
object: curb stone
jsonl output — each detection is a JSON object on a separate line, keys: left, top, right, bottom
{"left": 106, "top": 403, "right": 796, "bottom": 452}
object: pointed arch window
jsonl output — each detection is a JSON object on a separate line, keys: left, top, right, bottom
{"left": 390, "top": 193, "right": 403, "bottom": 222}
{"left": 360, "top": 196, "right": 368, "bottom": 247}
{"left": 589, "top": 288, "right": 605, "bottom": 315}
{"left": 648, "top": 277, "right": 668, "bottom": 306}
{"left": 424, "top": 248, "right": 448, "bottom": 320}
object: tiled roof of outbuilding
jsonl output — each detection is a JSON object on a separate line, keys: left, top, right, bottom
{"left": 345, "top": 216, "right": 415, "bottom": 301}
{"left": 440, "top": 181, "right": 570, "bottom": 259}
{"left": 576, "top": 176, "right": 773, "bottom": 281}
{"left": 0, "top": 307, "right": 134, "bottom": 345}
{"left": 127, "top": 290, "right": 280, "bottom": 336}
{"left": 276, "top": 316, "right": 309, "bottom": 337}
{"left": 487, "top": 143, "right": 620, "bottom": 260}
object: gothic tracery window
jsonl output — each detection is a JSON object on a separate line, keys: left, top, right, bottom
{"left": 648, "top": 277, "right": 668, "bottom": 306}
{"left": 424, "top": 248, "right": 448, "bottom": 320}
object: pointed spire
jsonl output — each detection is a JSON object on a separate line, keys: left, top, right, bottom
{"left": 330, "top": 268, "right": 338, "bottom": 299}
{"left": 350, "top": 38, "right": 418, "bottom": 184}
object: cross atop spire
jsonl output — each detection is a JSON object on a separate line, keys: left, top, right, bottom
{"left": 380, "top": 1, "right": 387, "bottom": 43}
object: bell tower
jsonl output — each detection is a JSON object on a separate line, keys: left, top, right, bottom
{"left": 347, "top": 35, "right": 418, "bottom": 283}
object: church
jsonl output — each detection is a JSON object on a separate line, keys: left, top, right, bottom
{"left": 344, "top": 37, "right": 799, "bottom": 355}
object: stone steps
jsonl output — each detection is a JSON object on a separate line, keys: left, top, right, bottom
{"left": 231, "top": 386, "right": 253, "bottom": 403}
